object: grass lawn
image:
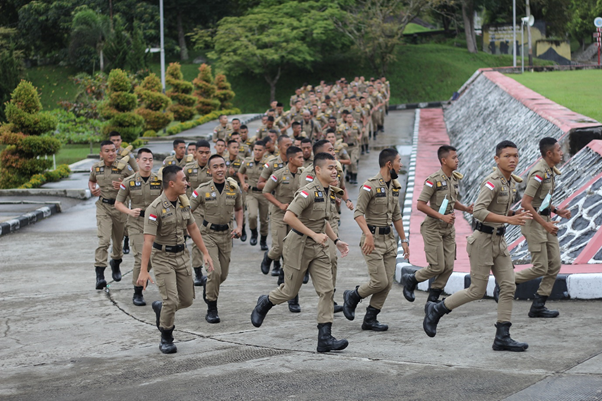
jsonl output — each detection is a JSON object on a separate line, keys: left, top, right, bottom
{"left": 405, "top": 23, "right": 433, "bottom": 34}
{"left": 25, "top": 65, "right": 80, "bottom": 111}
{"left": 507, "top": 69, "right": 602, "bottom": 123}
{"left": 55, "top": 144, "right": 99, "bottom": 165}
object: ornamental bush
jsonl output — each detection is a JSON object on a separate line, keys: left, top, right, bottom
{"left": 192, "top": 64, "right": 220, "bottom": 115}
{"left": 135, "top": 73, "right": 173, "bottom": 131}
{"left": 214, "top": 74, "right": 235, "bottom": 110}
{"left": 166, "top": 63, "right": 196, "bottom": 122}
{"left": 100, "top": 69, "right": 144, "bottom": 143}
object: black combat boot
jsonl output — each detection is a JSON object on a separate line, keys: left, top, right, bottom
{"left": 250, "top": 228, "right": 258, "bottom": 246}
{"left": 240, "top": 224, "right": 247, "bottom": 242}
{"left": 492, "top": 322, "right": 529, "bottom": 352}
{"left": 251, "top": 295, "right": 273, "bottom": 327}
{"left": 361, "top": 144, "right": 365, "bottom": 155}
{"left": 317, "top": 323, "right": 348, "bottom": 353}
{"left": 402, "top": 272, "right": 418, "bottom": 302}
{"left": 342, "top": 286, "right": 362, "bottom": 321}
{"left": 152, "top": 301, "right": 162, "bottom": 329}
{"left": 425, "top": 288, "right": 443, "bottom": 313}
{"left": 159, "top": 326, "right": 177, "bottom": 354}
{"left": 277, "top": 268, "right": 285, "bottom": 285}
{"left": 260, "top": 235, "right": 268, "bottom": 251}
{"left": 261, "top": 251, "right": 272, "bottom": 275}
{"left": 206, "top": 300, "right": 220, "bottom": 324}
{"left": 133, "top": 286, "right": 146, "bottom": 306}
{"left": 110, "top": 258, "right": 122, "bottom": 282}
{"left": 528, "top": 294, "right": 559, "bottom": 318}
{"left": 350, "top": 173, "right": 358, "bottom": 185}
{"left": 193, "top": 267, "right": 205, "bottom": 286}
{"left": 361, "top": 305, "right": 388, "bottom": 331}
{"left": 271, "top": 258, "right": 281, "bottom": 276}
{"left": 95, "top": 266, "right": 107, "bottom": 290}
{"left": 288, "top": 295, "right": 301, "bottom": 313}
{"left": 123, "top": 236, "right": 130, "bottom": 254}
{"left": 303, "top": 269, "right": 310, "bottom": 284}
{"left": 366, "top": 145, "right": 370, "bottom": 154}
{"left": 333, "top": 289, "right": 343, "bottom": 313}
{"left": 423, "top": 300, "right": 451, "bottom": 337}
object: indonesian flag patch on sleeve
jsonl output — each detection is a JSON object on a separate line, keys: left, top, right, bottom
{"left": 363, "top": 185, "right": 372, "bottom": 192}
{"left": 270, "top": 175, "right": 278, "bottom": 182}
{"left": 192, "top": 190, "right": 199, "bottom": 198}
{"left": 149, "top": 214, "right": 157, "bottom": 221}
{"left": 534, "top": 175, "right": 543, "bottom": 183}
{"left": 264, "top": 163, "right": 270, "bottom": 168}
{"left": 485, "top": 181, "right": 495, "bottom": 191}
{"left": 306, "top": 175, "right": 314, "bottom": 182}
{"left": 300, "top": 190, "right": 309, "bottom": 198}
{"left": 120, "top": 183, "right": 126, "bottom": 190}
{"left": 425, "top": 180, "right": 433, "bottom": 188}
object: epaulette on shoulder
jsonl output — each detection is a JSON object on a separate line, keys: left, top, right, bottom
{"left": 226, "top": 177, "right": 239, "bottom": 191}
{"left": 331, "top": 186, "right": 345, "bottom": 197}
{"left": 452, "top": 171, "right": 464, "bottom": 180}
{"left": 553, "top": 166, "right": 562, "bottom": 175}
{"left": 157, "top": 167, "right": 164, "bottom": 181}
{"left": 120, "top": 144, "right": 133, "bottom": 157}
{"left": 492, "top": 167, "right": 523, "bottom": 183}
{"left": 116, "top": 155, "right": 130, "bottom": 170}
{"left": 186, "top": 154, "right": 194, "bottom": 163}
{"left": 392, "top": 179, "right": 402, "bottom": 188}
{"left": 178, "top": 194, "right": 190, "bottom": 208}
{"left": 335, "top": 160, "right": 343, "bottom": 173}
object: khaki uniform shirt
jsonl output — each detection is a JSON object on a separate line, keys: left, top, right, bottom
{"left": 288, "top": 108, "right": 305, "bottom": 123}
{"left": 213, "top": 123, "right": 233, "bottom": 141}
{"left": 260, "top": 155, "right": 286, "bottom": 181}
{"left": 287, "top": 180, "right": 333, "bottom": 233}
{"left": 418, "top": 169, "right": 460, "bottom": 223}
{"left": 116, "top": 172, "right": 162, "bottom": 210}
{"left": 335, "top": 142, "right": 350, "bottom": 162}
{"left": 163, "top": 155, "right": 188, "bottom": 168}
{"left": 523, "top": 159, "right": 555, "bottom": 211}
{"left": 239, "top": 157, "right": 265, "bottom": 189}
{"left": 89, "top": 161, "right": 135, "bottom": 200}
{"left": 300, "top": 119, "right": 321, "bottom": 139}
{"left": 342, "top": 123, "right": 362, "bottom": 146}
{"left": 354, "top": 173, "right": 402, "bottom": 226}
{"left": 238, "top": 142, "right": 251, "bottom": 159}
{"left": 226, "top": 155, "right": 244, "bottom": 181}
{"left": 473, "top": 170, "right": 518, "bottom": 228}
{"left": 303, "top": 155, "right": 314, "bottom": 169}
{"left": 190, "top": 180, "right": 243, "bottom": 225}
{"left": 184, "top": 161, "right": 210, "bottom": 198}
{"left": 263, "top": 164, "right": 301, "bottom": 217}
{"left": 144, "top": 192, "right": 194, "bottom": 246}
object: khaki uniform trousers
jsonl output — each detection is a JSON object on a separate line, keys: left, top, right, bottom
{"left": 153, "top": 248, "right": 194, "bottom": 329}
{"left": 357, "top": 232, "right": 397, "bottom": 310}
{"left": 269, "top": 235, "right": 334, "bottom": 323}
{"left": 348, "top": 145, "right": 359, "bottom": 174}
{"left": 247, "top": 190, "right": 269, "bottom": 236}
{"left": 127, "top": 215, "right": 152, "bottom": 286}
{"left": 95, "top": 201, "right": 127, "bottom": 267}
{"left": 190, "top": 212, "right": 205, "bottom": 269}
{"left": 515, "top": 218, "right": 561, "bottom": 296}
{"left": 202, "top": 227, "right": 233, "bottom": 301}
{"left": 328, "top": 216, "right": 340, "bottom": 287}
{"left": 415, "top": 219, "right": 456, "bottom": 290}
{"left": 267, "top": 210, "right": 290, "bottom": 261}
{"left": 372, "top": 108, "right": 384, "bottom": 127}
{"left": 444, "top": 231, "right": 515, "bottom": 322}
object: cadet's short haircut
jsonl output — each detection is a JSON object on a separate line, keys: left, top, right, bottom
{"left": 291, "top": 121, "right": 301, "bottom": 128}
{"left": 268, "top": 129, "right": 279, "bottom": 135}
{"left": 325, "top": 95, "right": 331, "bottom": 100}
{"left": 263, "top": 136, "right": 273, "bottom": 144}
{"left": 437, "top": 145, "right": 457, "bottom": 164}
{"left": 341, "top": 110, "right": 350, "bottom": 116}
{"left": 253, "top": 141, "right": 265, "bottom": 149}
{"left": 137, "top": 148, "right": 153, "bottom": 158}
{"left": 314, "top": 152, "right": 335, "bottom": 168}
{"left": 300, "top": 138, "right": 312, "bottom": 145}
{"left": 227, "top": 139, "right": 238, "bottom": 147}
{"left": 277, "top": 134, "right": 290, "bottom": 145}
{"left": 208, "top": 154, "right": 225, "bottom": 166}
{"left": 196, "top": 140, "right": 210, "bottom": 149}
{"left": 188, "top": 142, "right": 196, "bottom": 148}
{"left": 232, "top": 118, "right": 240, "bottom": 122}
{"left": 109, "top": 131, "right": 121, "bottom": 138}
{"left": 350, "top": 95, "right": 357, "bottom": 100}
{"left": 173, "top": 139, "right": 185, "bottom": 148}
{"left": 267, "top": 109, "right": 275, "bottom": 113}
{"left": 267, "top": 116, "right": 274, "bottom": 122}
{"left": 162, "top": 165, "right": 182, "bottom": 189}
{"left": 328, "top": 116, "right": 337, "bottom": 122}
{"left": 313, "top": 139, "right": 330, "bottom": 155}
{"left": 219, "top": 114, "right": 226, "bottom": 119}
{"left": 216, "top": 138, "right": 226, "bottom": 145}
{"left": 100, "top": 140, "right": 115, "bottom": 150}
{"left": 240, "top": 124, "right": 248, "bottom": 130}
{"left": 325, "top": 128, "right": 336, "bottom": 135}
{"left": 539, "top": 137, "right": 558, "bottom": 157}
{"left": 230, "top": 131, "right": 241, "bottom": 138}
{"left": 379, "top": 148, "right": 399, "bottom": 167}
{"left": 295, "top": 100, "right": 302, "bottom": 104}
{"left": 495, "top": 140, "right": 518, "bottom": 156}
{"left": 359, "top": 96, "right": 365, "bottom": 100}
{"left": 286, "top": 146, "right": 302, "bottom": 157}
{"left": 276, "top": 102, "right": 283, "bottom": 107}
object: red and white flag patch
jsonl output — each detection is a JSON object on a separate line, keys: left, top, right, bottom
{"left": 270, "top": 175, "right": 278, "bottom": 182}
{"left": 306, "top": 175, "right": 314, "bottom": 182}
{"left": 485, "top": 181, "right": 495, "bottom": 191}
{"left": 534, "top": 175, "right": 543, "bottom": 183}
{"left": 264, "top": 163, "right": 270, "bottom": 168}
{"left": 363, "top": 185, "right": 372, "bottom": 192}
{"left": 425, "top": 180, "right": 433, "bottom": 188}
{"left": 149, "top": 214, "right": 157, "bottom": 221}
{"left": 192, "top": 190, "right": 199, "bottom": 198}
{"left": 119, "top": 183, "right": 126, "bottom": 190}
{"left": 300, "top": 190, "right": 309, "bottom": 198}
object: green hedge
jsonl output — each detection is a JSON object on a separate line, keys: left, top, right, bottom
{"left": 165, "top": 108, "right": 241, "bottom": 136}
{"left": 19, "top": 164, "right": 72, "bottom": 189}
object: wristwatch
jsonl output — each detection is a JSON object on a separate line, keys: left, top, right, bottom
{"left": 401, "top": 239, "right": 409, "bottom": 244}
{"left": 334, "top": 238, "right": 340, "bottom": 245}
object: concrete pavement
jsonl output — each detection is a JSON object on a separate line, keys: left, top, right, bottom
{"left": 1, "top": 110, "right": 602, "bottom": 400}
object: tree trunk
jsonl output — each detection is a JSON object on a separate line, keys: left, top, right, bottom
{"left": 99, "top": 48, "right": 104, "bottom": 72}
{"left": 177, "top": 10, "right": 189, "bottom": 61}
{"left": 462, "top": 1, "right": 478, "bottom": 53}
{"left": 263, "top": 67, "right": 281, "bottom": 102}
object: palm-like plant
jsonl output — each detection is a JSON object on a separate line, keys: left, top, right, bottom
{"left": 69, "top": 8, "right": 111, "bottom": 72}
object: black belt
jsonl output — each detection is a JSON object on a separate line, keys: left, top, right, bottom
{"left": 101, "top": 197, "right": 115, "bottom": 205}
{"left": 539, "top": 208, "right": 551, "bottom": 216}
{"left": 251, "top": 187, "right": 262, "bottom": 192}
{"left": 153, "top": 242, "right": 185, "bottom": 253}
{"left": 475, "top": 222, "right": 506, "bottom": 236}
{"left": 139, "top": 210, "right": 145, "bottom": 217}
{"left": 346, "top": 143, "right": 355, "bottom": 147}
{"left": 292, "top": 228, "right": 303, "bottom": 236}
{"left": 203, "top": 220, "right": 230, "bottom": 232}
{"left": 367, "top": 225, "right": 392, "bottom": 235}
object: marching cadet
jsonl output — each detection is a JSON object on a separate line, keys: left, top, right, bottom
{"left": 258, "top": 135, "right": 293, "bottom": 189}
{"left": 515, "top": 137, "right": 571, "bottom": 317}
{"left": 88, "top": 140, "right": 135, "bottom": 289}
{"left": 163, "top": 139, "right": 190, "bottom": 168}
{"left": 226, "top": 139, "right": 247, "bottom": 242}
{"left": 230, "top": 131, "right": 250, "bottom": 159}
{"left": 257, "top": 116, "right": 276, "bottom": 140}
{"left": 291, "top": 121, "right": 306, "bottom": 141}
{"left": 186, "top": 142, "right": 197, "bottom": 156}
{"left": 115, "top": 148, "right": 162, "bottom": 306}
{"left": 251, "top": 153, "right": 351, "bottom": 353}
{"left": 300, "top": 138, "right": 314, "bottom": 168}
{"left": 238, "top": 140, "right": 270, "bottom": 250}
{"left": 367, "top": 85, "right": 385, "bottom": 136}
{"left": 137, "top": 165, "right": 213, "bottom": 354}
{"left": 240, "top": 124, "right": 253, "bottom": 149}
{"left": 423, "top": 141, "right": 532, "bottom": 352}
{"left": 213, "top": 114, "right": 233, "bottom": 142}
{"left": 184, "top": 140, "right": 212, "bottom": 286}
{"left": 190, "top": 155, "right": 243, "bottom": 324}
{"left": 300, "top": 111, "right": 321, "bottom": 140}
{"left": 342, "top": 113, "right": 362, "bottom": 184}
{"left": 322, "top": 117, "right": 340, "bottom": 139}
{"left": 214, "top": 138, "right": 228, "bottom": 159}
{"left": 325, "top": 130, "right": 351, "bottom": 168}
{"left": 342, "top": 148, "right": 409, "bottom": 331}
{"left": 402, "top": 146, "right": 473, "bottom": 307}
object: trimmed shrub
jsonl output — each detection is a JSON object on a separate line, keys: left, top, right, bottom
{"left": 99, "top": 69, "right": 144, "bottom": 143}
{"left": 135, "top": 73, "right": 173, "bottom": 131}
{"left": 215, "top": 74, "right": 235, "bottom": 110}
{"left": 192, "top": 64, "right": 220, "bottom": 115}
{"left": 166, "top": 63, "right": 196, "bottom": 122}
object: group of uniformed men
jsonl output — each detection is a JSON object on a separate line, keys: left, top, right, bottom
{"left": 88, "top": 77, "right": 567, "bottom": 355}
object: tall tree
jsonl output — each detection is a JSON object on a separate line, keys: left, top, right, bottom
{"left": 461, "top": 0, "right": 478, "bottom": 53}
{"left": 69, "top": 8, "right": 111, "bottom": 72}
{"left": 0, "top": 28, "right": 24, "bottom": 122}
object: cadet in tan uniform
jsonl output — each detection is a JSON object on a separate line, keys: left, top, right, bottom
{"left": 238, "top": 140, "right": 270, "bottom": 250}
{"left": 184, "top": 140, "right": 212, "bottom": 286}
{"left": 300, "top": 111, "right": 321, "bottom": 140}
{"left": 262, "top": 146, "right": 305, "bottom": 311}
{"left": 137, "top": 165, "right": 213, "bottom": 354}
{"left": 226, "top": 139, "right": 247, "bottom": 242}
{"left": 163, "top": 139, "right": 189, "bottom": 168}
{"left": 187, "top": 142, "right": 197, "bottom": 155}
{"left": 342, "top": 113, "right": 362, "bottom": 184}
{"left": 256, "top": 116, "right": 276, "bottom": 140}
{"left": 88, "top": 140, "right": 135, "bottom": 289}
{"left": 251, "top": 153, "right": 351, "bottom": 353}
{"left": 423, "top": 141, "right": 532, "bottom": 352}
{"left": 190, "top": 155, "right": 243, "bottom": 323}
{"left": 515, "top": 137, "right": 571, "bottom": 317}
{"left": 214, "top": 138, "right": 228, "bottom": 159}
{"left": 213, "top": 114, "right": 233, "bottom": 142}
{"left": 300, "top": 138, "right": 314, "bottom": 168}
{"left": 115, "top": 148, "right": 162, "bottom": 306}
{"left": 403, "top": 146, "right": 474, "bottom": 306}
{"left": 230, "top": 131, "right": 250, "bottom": 159}
{"left": 343, "top": 149, "right": 409, "bottom": 331}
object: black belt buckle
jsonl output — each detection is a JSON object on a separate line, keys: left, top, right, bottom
{"left": 539, "top": 208, "right": 551, "bottom": 216}
{"left": 153, "top": 242, "right": 185, "bottom": 253}
{"left": 475, "top": 222, "right": 494, "bottom": 234}
{"left": 139, "top": 210, "right": 145, "bottom": 217}
{"left": 368, "top": 225, "right": 391, "bottom": 235}
{"left": 203, "top": 220, "right": 229, "bottom": 232}
{"left": 496, "top": 226, "right": 506, "bottom": 236}
{"left": 252, "top": 187, "right": 262, "bottom": 192}
{"left": 101, "top": 197, "right": 116, "bottom": 205}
